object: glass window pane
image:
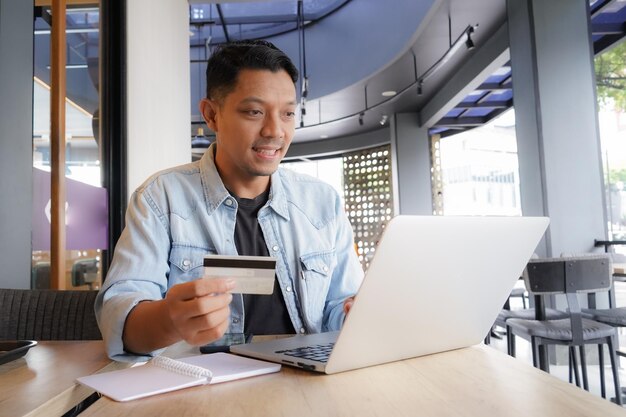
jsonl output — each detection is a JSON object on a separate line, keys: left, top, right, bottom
{"left": 32, "top": 5, "right": 106, "bottom": 290}
{"left": 438, "top": 109, "right": 521, "bottom": 216}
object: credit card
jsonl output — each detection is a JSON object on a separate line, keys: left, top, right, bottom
{"left": 203, "top": 255, "right": 276, "bottom": 295}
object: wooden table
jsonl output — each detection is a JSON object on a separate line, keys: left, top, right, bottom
{"left": 79, "top": 344, "right": 625, "bottom": 417}
{"left": 0, "top": 341, "right": 125, "bottom": 417}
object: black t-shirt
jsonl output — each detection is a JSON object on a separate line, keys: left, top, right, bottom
{"left": 230, "top": 190, "right": 295, "bottom": 335}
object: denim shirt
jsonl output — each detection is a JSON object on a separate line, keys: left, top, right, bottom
{"left": 95, "top": 144, "right": 364, "bottom": 361}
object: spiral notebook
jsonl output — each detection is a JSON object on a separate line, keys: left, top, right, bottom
{"left": 77, "top": 353, "right": 281, "bottom": 402}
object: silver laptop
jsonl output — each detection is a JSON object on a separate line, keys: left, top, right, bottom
{"left": 231, "top": 215, "right": 549, "bottom": 374}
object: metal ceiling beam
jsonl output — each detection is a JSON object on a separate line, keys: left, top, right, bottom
{"left": 590, "top": 0, "right": 616, "bottom": 17}
{"left": 435, "top": 116, "right": 486, "bottom": 127}
{"left": 476, "top": 90, "right": 496, "bottom": 104}
{"left": 592, "top": 22, "right": 626, "bottom": 35}
{"left": 594, "top": 33, "right": 624, "bottom": 54}
{"left": 454, "top": 99, "right": 512, "bottom": 109}
{"left": 438, "top": 127, "right": 470, "bottom": 138}
{"left": 475, "top": 81, "right": 511, "bottom": 90}
{"left": 435, "top": 106, "right": 509, "bottom": 129}
{"left": 215, "top": 3, "right": 230, "bottom": 43}
{"left": 500, "top": 75, "right": 512, "bottom": 86}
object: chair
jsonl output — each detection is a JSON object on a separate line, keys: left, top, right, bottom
{"left": 580, "top": 252, "right": 626, "bottom": 400}
{"left": 31, "top": 262, "right": 50, "bottom": 289}
{"left": 496, "top": 305, "right": 569, "bottom": 356}
{"left": 71, "top": 258, "right": 100, "bottom": 289}
{"left": 492, "top": 265, "right": 569, "bottom": 356}
{"left": 0, "top": 289, "right": 102, "bottom": 340}
{"left": 509, "top": 286, "right": 528, "bottom": 309}
{"left": 506, "top": 256, "right": 622, "bottom": 405}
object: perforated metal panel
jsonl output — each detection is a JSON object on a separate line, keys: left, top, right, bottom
{"left": 430, "top": 134, "right": 444, "bottom": 215}
{"left": 343, "top": 145, "right": 394, "bottom": 270}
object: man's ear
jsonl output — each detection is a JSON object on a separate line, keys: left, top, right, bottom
{"left": 199, "top": 98, "right": 219, "bottom": 132}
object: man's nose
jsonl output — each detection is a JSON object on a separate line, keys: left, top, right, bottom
{"left": 261, "top": 114, "right": 284, "bottom": 139}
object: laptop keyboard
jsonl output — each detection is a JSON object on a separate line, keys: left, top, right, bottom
{"left": 276, "top": 342, "right": 335, "bottom": 363}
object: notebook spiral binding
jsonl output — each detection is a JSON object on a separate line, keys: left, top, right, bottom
{"left": 151, "top": 356, "right": 213, "bottom": 380}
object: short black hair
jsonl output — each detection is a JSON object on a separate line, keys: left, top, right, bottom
{"left": 205, "top": 39, "right": 299, "bottom": 102}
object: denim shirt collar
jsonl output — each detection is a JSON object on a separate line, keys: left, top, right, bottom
{"left": 199, "top": 143, "right": 290, "bottom": 221}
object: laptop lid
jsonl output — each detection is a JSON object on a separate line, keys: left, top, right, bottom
{"left": 231, "top": 215, "right": 549, "bottom": 374}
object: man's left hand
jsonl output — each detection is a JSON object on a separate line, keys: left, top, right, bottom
{"left": 343, "top": 296, "right": 355, "bottom": 315}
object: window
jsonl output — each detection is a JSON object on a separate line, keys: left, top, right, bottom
{"left": 437, "top": 109, "right": 521, "bottom": 217}
{"left": 32, "top": 4, "right": 105, "bottom": 290}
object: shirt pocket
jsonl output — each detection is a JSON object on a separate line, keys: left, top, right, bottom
{"left": 298, "top": 250, "right": 336, "bottom": 330}
{"left": 300, "top": 251, "right": 335, "bottom": 280}
{"left": 168, "top": 245, "right": 216, "bottom": 285}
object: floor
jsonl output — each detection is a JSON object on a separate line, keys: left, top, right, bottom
{"left": 488, "top": 283, "right": 626, "bottom": 407}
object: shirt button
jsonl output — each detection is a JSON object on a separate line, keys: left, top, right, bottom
{"left": 272, "top": 245, "right": 279, "bottom": 252}
{"left": 232, "top": 318, "right": 240, "bottom": 324}
{"left": 322, "top": 265, "right": 329, "bottom": 273}
{"left": 300, "top": 328, "right": 306, "bottom": 334}
{"left": 224, "top": 198, "right": 233, "bottom": 206}
{"left": 182, "top": 259, "right": 190, "bottom": 270}
{"left": 286, "top": 286, "right": 292, "bottom": 292}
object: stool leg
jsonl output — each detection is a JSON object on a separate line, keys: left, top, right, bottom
{"left": 579, "top": 345, "right": 589, "bottom": 391}
{"left": 607, "top": 337, "right": 623, "bottom": 406}
{"left": 531, "top": 338, "right": 540, "bottom": 368}
{"left": 599, "top": 344, "right": 606, "bottom": 399}
{"left": 570, "top": 346, "right": 581, "bottom": 387}
{"left": 569, "top": 349, "right": 574, "bottom": 384}
{"left": 508, "top": 326, "right": 516, "bottom": 357}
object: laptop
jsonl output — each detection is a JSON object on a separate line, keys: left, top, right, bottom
{"left": 230, "top": 215, "right": 549, "bottom": 374}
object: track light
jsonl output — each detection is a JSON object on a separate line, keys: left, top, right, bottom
{"left": 465, "top": 26, "right": 475, "bottom": 50}
{"left": 416, "top": 24, "right": 477, "bottom": 96}
{"left": 358, "top": 112, "right": 364, "bottom": 126}
{"left": 301, "top": 76, "right": 309, "bottom": 98}
{"left": 380, "top": 115, "right": 388, "bottom": 126}
{"left": 300, "top": 97, "right": 306, "bottom": 128}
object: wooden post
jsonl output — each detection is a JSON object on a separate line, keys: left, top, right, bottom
{"left": 50, "top": 0, "right": 67, "bottom": 289}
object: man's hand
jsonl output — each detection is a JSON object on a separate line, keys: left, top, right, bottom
{"left": 164, "top": 278, "right": 236, "bottom": 346}
{"left": 343, "top": 296, "right": 355, "bottom": 316}
{"left": 122, "top": 278, "right": 235, "bottom": 354}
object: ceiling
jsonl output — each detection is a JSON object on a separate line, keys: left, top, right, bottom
{"left": 433, "top": 0, "right": 626, "bottom": 138}
{"left": 189, "top": 0, "right": 626, "bottom": 146}
{"left": 32, "top": 0, "right": 626, "bottom": 150}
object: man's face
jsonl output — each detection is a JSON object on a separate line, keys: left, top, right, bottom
{"left": 202, "top": 69, "right": 297, "bottom": 184}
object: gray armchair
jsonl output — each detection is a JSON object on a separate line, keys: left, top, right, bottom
{"left": 506, "top": 255, "right": 622, "bottom": 405}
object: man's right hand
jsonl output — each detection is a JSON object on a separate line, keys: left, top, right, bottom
{"left": 122, "top": 278, "right": 236, "bottom": 354}
{"left": 164, "top": 278, "right": 236, "bottom": 345}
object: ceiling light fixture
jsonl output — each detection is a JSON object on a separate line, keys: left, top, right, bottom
{"left": 465, "top": 26, "right": 475, "bottom": 50}
{"left": 358, "top": 112, "right": 365, "bottom": 126}
{"left": 416, "top": 24, "right": 477, "bottom": 95}
{"left": 380, "top": 115, "right": 388, "bottom": 126}
{"left": 381, "top": 90, "right": 397, "bottom": 97}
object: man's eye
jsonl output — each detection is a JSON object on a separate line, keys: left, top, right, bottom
{"left": 285, "top": 111, "right": 296, "bottom": 118}
{"left": 245, "top": 110, "right": 262, "bottom": 116}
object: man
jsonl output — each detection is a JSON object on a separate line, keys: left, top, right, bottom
{"left": 96, "top": 40, "right": 363, "bottom": 361}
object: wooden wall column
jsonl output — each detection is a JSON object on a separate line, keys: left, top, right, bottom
{"left": 50, "top": 0, "right": 67, "bottom": 289}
